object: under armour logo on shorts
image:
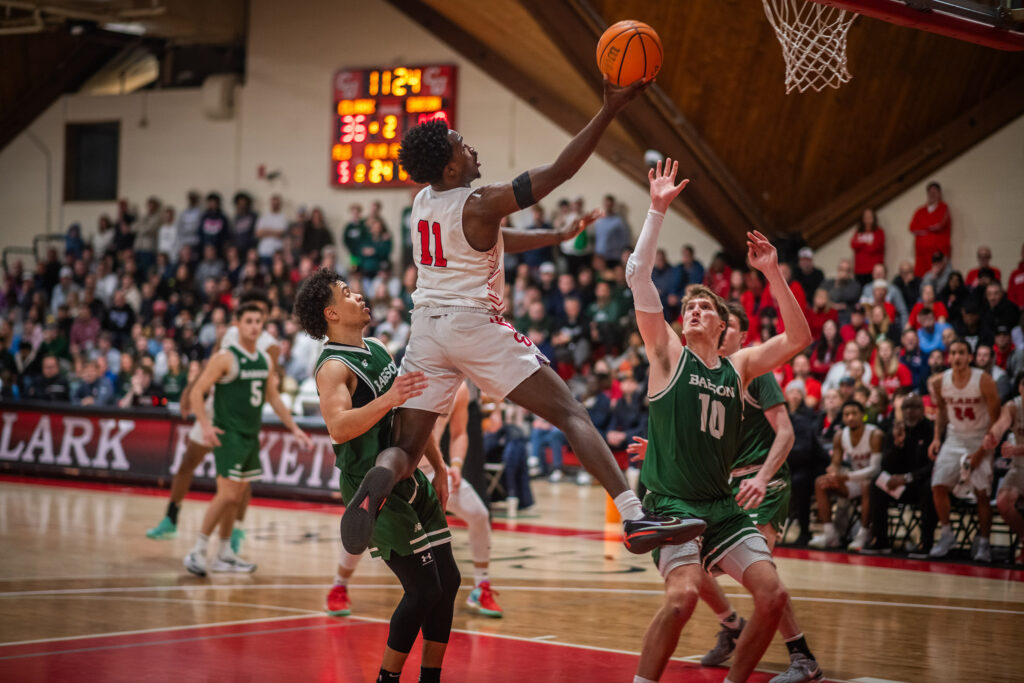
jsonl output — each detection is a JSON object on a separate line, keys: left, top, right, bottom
{"left": 420, "top": 551, "right": 434, "bottom": 566}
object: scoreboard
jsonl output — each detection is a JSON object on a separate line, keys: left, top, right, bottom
{"left": 330, "top": 64, "right": 457, "bottom": 188}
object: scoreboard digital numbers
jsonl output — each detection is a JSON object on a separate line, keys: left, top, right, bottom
{"left": 330, "top": 64, "right": 457, "bottom": 188}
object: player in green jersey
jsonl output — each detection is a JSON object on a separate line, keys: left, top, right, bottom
{"left": 634, "top": 302, "right": 823, "bottom": 681}
{"left": 626, "top": 159, "right": 812, "bottom": 683}
{"left": 183, "top": 303, "right": 312, "bottom": 577}
{"left": 293, "top": 268, "right": 458, "bottom": 683}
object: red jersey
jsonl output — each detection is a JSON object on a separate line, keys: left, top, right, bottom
{"left": 909, "top": 202, "right": 951, "bottom": 277}
{"left": 1008, "top": 263, "right": 1024, "bottom": 308}
{"left": 908, "top": 301, "right": 949, "bottom": 329}
{"left": 850, "top": 228, "right": 885, "bottom": 277}
{"left": 966, "top": 266, "right": 1001, "bottom": 287}
{"left": 871, "top": 363, "right": 912, "bottom": 396}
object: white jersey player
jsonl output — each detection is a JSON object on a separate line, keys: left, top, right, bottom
{"left": 340, "top": 78, "right": 707, "bottom": 559}
{"left": 928, "top": 339, "right": 1000, "bottom": 560}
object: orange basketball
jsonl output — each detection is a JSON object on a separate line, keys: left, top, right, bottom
{"left": 596, "top": 20, "right": 663, "bottom": 87}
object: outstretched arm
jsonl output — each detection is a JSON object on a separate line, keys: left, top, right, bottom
{"left": 625, "top": 159, "right": 689, "bottom": 390}
{"left": 316, "top": 362, "right": 427, "bottom": 445}
{"left": 501, "top": 209, "right": 601, "bottom": 254}
{"left": 731, "top": 232, "right": 812, "bottom": 387}
{"left": 735, "top": 403, "right": 794, "bottom": 510}
{"left": 462, "top": 78, "right": 648, "bottom": 251}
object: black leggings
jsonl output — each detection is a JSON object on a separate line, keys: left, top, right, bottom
{"left": 384, "top": 542, "right": 461, "bottom": 653}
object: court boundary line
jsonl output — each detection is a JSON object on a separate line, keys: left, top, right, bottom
{"left": 2, "top": 583, "right": 1021, "bottom": 617}
{"left": 4, "top": 476, "right": 1022, "bottom": 581}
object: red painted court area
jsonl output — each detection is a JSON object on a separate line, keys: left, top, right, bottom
{"left": 0, "top": 616, "right": 840, "bottom": 682}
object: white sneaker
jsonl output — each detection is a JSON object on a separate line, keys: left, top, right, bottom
{"left": 847, "top": 526, "right": 871, "bottom": 552}
{"left": 808, "top": 531, "right": 840, "bottom": 549}
{"left": 971, "top": 536, "right": 992, "bottom": 563}
{"left": 576, "top": 470, "right": 592, "bottom": 486}
{"left": 929, "top": 528, "right": 956, "bottom": 558}
{"left": 211, "top": 553, "right": 257, "bottom": 573}
{"left": 184, "top": 550, "right": 207, "bottom": 577}
{"left": 548, "top": 470, "right": 563, "bottom": 483}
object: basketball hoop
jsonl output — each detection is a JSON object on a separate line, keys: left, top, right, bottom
{"left": 762, "top": 0, "right": 857, "bottom": 94}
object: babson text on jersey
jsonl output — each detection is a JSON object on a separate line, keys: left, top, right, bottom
{"left": 375, "top": 362, "right": 398, "bottom": 395}
{"left": 688, "top": 374, "right": 736, "bottom": 397}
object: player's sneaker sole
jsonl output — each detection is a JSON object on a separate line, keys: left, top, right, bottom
{"left": 210, "top": 557, "right": 257, "bottom": 573}
{"left": 340, "top": 466, "right": 394, "bottom": 555}
{"left": 623, "top": 516, "right": 706, "bottom": 555}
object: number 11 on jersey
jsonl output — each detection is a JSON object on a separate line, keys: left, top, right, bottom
{"left": 418, "top": 220, "right": 447, "bottom": 267}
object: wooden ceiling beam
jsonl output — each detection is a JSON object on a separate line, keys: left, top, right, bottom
{"left": 797, "top": 71, "right": 1024, "bottom": 247}
{"left": 518, "top": 0, "right": 766, "bottom": 257}
{"left": 384, "top": 0, "right": 707, "bottom": 224}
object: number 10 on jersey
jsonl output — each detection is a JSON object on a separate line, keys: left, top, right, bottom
{"left": 698, "top": 393, "right": 725, "bottom": 439}
{"left": 418, "top": 220, "right": 447, "bottom": 267}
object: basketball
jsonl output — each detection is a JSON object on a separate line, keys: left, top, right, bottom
{"left": 596, "top": 20, "right": 662, "bottom": 87}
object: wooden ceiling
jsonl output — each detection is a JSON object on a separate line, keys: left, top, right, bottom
{"left": 388, "top": 0, "right": 1024, "bottom": 256}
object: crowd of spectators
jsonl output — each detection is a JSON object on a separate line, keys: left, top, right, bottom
{"left": 2, "top": 181, "right": 1023, "bottom": 558}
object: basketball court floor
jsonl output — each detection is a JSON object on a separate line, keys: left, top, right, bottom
{"left": 1, "top": 475, "right": 1022, "bottom": 682}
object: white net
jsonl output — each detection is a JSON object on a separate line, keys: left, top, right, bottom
{"left": 762, "top": 0, "right": 857, "bottom": 94}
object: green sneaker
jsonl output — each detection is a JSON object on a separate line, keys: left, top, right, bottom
{"left": 146, "top": 516, "right": 178, "bottom": 540}
{"left": 230, "top": 527, "right": 246, "bottom": 554}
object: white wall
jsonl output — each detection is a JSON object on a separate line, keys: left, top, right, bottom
{"left": 0, "top": 89, "right": 239, "bottom": 249}
{"left": 0, "top": 0, "right": 719, "bottom": 265}
{"left": 813, "top": 113, "right": 1024, "bottom": 280}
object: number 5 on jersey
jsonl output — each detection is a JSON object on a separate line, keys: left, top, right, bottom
{"left": 418, "top": 220, "right": 447, "bottom": 267}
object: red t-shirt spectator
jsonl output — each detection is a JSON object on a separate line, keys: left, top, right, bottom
{"left": 907, "top": 301, "right": 948, "bottom": 329}
{"left": 704, "top": 265, "right": 732, "bottom": 300}
{"left": 871, "top": 363, "right": 912, "bottom": 397}
{"left": 806, "top": 306, "right": 838, "bottom": 342}
{"left": 850, "top": 227, "right": 885, "bottom": 279}
{"left": 909, "top": 201, "right": 951, "bottom": 277}
{"left": 1008, "top": 257, "right": 1024, "bottom": 308}
{"left": 995, "top": 342, "right": 1015, "bottom": 370}
{"left": 966, "top": 266, "right": 1001, "bottom": 288}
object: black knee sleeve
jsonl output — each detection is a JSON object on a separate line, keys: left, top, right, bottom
{"left": 420, "top": 543, "right": 461, "bottom": 644}
{"left": 383, "top": 547, "right": 454, "bottom": 652}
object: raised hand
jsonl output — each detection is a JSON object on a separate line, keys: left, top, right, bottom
{"left": 746, "top": 230, "right": 778, "bottom": 274}
{"left": 648, "top": 158, "right": 689, "bottom": 213}
{"left": 383, "top": 371, "right": 428, "bottom": 409}
{"left": 602, "top": 76, "right": 649, "bottom": 114}
{"left": 559, "top": 207, "right": 604, "bottom": 242}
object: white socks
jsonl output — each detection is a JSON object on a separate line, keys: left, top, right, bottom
{"left": 193, "top": 533, "right": 209, "bottom": 554}
{"left": 333, "top": 573, "right": 348, "bottom": 586}
{"left": 474, "top": 567, "right": 489, "bottom": 587}
{"left": 633, "top": 676, "right": 658, "bottom": 683}
{"left": 823, "top": 522, "right": 835, "bottom": 536}
{"left": 614, "top": 490, "right": 644, "bottom": 521}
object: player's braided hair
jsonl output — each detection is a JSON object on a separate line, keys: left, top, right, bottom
{"left": 398, "top": 120, "right": 452, "bottom": 184}
{"left": 293, "top": 268, "right": 341, "bottom": 341}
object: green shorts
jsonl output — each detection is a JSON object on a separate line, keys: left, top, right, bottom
{"left": 646, "top": 492, "right": 763, "bottom": 573}
{"left": 341, "top": 468, "right": 451, "bottom": 561}
{"left": 212, "top": 430, "right": 262, "bottom": 481}
{"left": 732, "top": 474, "right": 791, "bottom": 533}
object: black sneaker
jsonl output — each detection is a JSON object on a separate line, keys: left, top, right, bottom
{"left": 340, "top": 466, "right": 395, "bottom": 554}
{"left": 622, "top": 511, "right": 706, "bottom": 554}
{"left": 859, "top": 540, "right": 892, "bottom": 555}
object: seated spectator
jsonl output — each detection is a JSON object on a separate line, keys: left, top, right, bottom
{"left": 872, "top": 339, "right": 912, "bottom": 398}
{"left": 194, "top": 245, "right": 226, "bottom": 286}
{"left": 861, "top": 393, "right": 937, "bottom": 555}
{"left": 993, "top": 326, "right": 1015, "bottom": 371}
{"left": 794, "top": 247, "right": 824, "bottom": 306}
{"left": 302, "top": 207, "right": 335, "bottom": 256}
{"left": 921, "top": 251, "right": 952, "bottom": 296}
{"left": 975, "top": 344, "right": 1010, "bottom": 401}
{"left": 530, "top": 417, "right": 568, "bottom": 482}
{"left": 27, "top": 355, "right": 70, "bottom": 402}
{"left": 916, "top": 308, "right": 950, "bottom": 355}
{"left": 850, "top": 209, "right": 885, "bottom": 286}
{"left": 376, "top": 307, "right": 410, "bottom": 355}
{"left": 157, "top": 206, "right": 178, "bottom": 260}
{"left": 651, "top": 249, "right": 684, "bottom": 321}
{"left": 892, "top": 260, "right": 921, "bottom": 315}
{"left": 69, "top": 306, "right": 100, "bottom": 354}
{"left": 810, "top": 319, "right": 843, "bottom": 380}
{"left": 73, "top": 359, "right": 115, "bottom": 406}
{"left": 520, "top": 205, "right": 555, "bottom": 271}
{"left": 940, "top": 270, "right": 969, "bottom": 324}
{"left": 907, "top": 283, "right": 948, "bottom": 329}
{"left": 806, "top": 288, "right": 838, "bottom": 341}
{"left": 485, "top": 403, "right": 534, "bottom": 511}
{"left": 862, "top": 279, "right": 898, "bottom": 327}
{"left": 823, "top": 258, "right": 861, "bottom": 325}
{"left": 552, "top": 296, "right": 590, "bottom": 370}
{"left": 823, "top": 341, "right": 872, "bottom": 392}
{"left": 966, "top": 245, "right": 1001, "bottom": 288}
{"left": 1008, "top": 242, "right": 1024, "bottom": 308}
{"left": 118, "top": 364, "right": 165, "bottom": 408}
{"left": 809, "top": 400, "right": 883, "bottom": 550}
{"left": 952, "top": 302, "right": 991, "bottom": 352}
{"left": 860, "top": 264, "right": 908, "bottom": 324}
{"left": 603, "top": 371, "right": 646, "bottom": 452}
{"left": 866, "top": 304, "right": 899, "bottom": 345}
{"left": 587, "top": 281, "right": 623, "bottom": 351}
{"left": 984, "top": 281, "right": 1020, "bottom": 332}
{"left": 791, "top": 353, "right": 821, "bottom": 408}
{"left": 839, "top": 306, "right": 867, "bottom": 343}
{"left": 785, "top": 380, "right": 827, "bottom": 545}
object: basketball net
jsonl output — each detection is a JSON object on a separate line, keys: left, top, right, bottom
{"left": 762, "top": 0, "right": 856, "bottom": 94}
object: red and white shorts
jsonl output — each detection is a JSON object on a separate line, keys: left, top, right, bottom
{"left": 399, "top": 307, "right": 548, "bottom": 414}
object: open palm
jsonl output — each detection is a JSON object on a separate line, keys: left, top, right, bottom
{"left": 746, "top": 230, "right": 778, "bottom": 273}
{"left": 648, "top": 158, "right": 689, "bottom": 212}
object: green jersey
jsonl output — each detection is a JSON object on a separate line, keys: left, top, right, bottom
{"left": 642, "top": 346, "right": 743, "bottom": 502}
{"left": 315, "top": 338, "right": 398, "bottom": 476}
{"left": 731, "top": 373, "right": 788, "bottom": 477}
{"left": 213, "top": 344, "right": 271, "bottom": 436}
